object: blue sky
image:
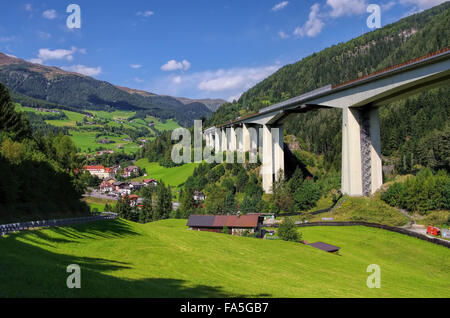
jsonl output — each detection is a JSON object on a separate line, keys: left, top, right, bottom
{"left": 0, "top": 0, "right": 447, "bottom": 101}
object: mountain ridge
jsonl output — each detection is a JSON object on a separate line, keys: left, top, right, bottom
{"left": 0, "top": 52, "right": 225, "bottom": 126}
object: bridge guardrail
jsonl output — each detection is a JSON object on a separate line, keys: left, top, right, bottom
{"left": 0, "top": 213, "right": 118, "bottom": 237}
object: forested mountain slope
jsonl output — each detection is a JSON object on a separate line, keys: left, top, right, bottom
{"left": 207, "top": 2, "right": 450, "bottom": 172}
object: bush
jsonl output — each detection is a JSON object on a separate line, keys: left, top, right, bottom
{"left": 278, "top": 217, "right": 302, "bottom": 242}
{"left": 294, "top": 179, "right": 322, "bottom": 211}
{"left": 381, "top": 182, "right": 405, "bottom": 207}
{"left": 381, "top": 169, "right": 450, "bottom": 213}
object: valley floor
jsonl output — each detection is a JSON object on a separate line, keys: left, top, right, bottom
{"left": 0, "top": 219, "right": 448, "bottom": 298}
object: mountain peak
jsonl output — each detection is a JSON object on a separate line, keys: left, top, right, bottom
{"left": 0, "top": 52, "right": 22, "bottom": 66}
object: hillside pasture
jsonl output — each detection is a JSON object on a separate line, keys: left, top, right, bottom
{"left": 0, "top": 219, "right": 448, "bottom": 297}
{"left": 134, "top": 159, "right": 200, "bottom": 187}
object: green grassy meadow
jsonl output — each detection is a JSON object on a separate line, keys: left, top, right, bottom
{"left": 82, "top": 197, "right": 117, "bottom": 212}
{"left": 0, "top": 219, "right": 448, "bottom": 297}
{"left": 134, "top": 158, "right": 200, "bottom": 187}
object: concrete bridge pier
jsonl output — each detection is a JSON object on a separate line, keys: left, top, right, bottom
{"left": 260, "top": 124, "right": 285, "bottom": 194}
{"left": 221, "top": 128, "right": 227, "bottom": 152}
{"left": 341, "top": 106, "right": 382, "bottom": 196}
{"left": 214, "top": 129, "right": 221, "bottom": 153}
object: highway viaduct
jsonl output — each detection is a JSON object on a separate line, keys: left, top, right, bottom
{"left": 204, "top": 48, "right": 450, "bottom": 196}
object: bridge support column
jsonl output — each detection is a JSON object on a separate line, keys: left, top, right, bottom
{"left": 261, "top": 125, "right": 274, "bottom": 193}
{"left": 214, "top": 129, "right": 221, "bottom": 153}
{"left": 342, "top": 106, "right": 382, "bottom": 196}
{"left": 229, "top": 126, "right": 237, "bottom": 151}
{"left": 205, "top": 133, "right": 210, "bottom": 148}
{"left": 367, "top": 107, "right": 383, "bottom": 195}
{"left": 243, "top": 124, "right": 250, "bottom": 153}
{"left": 272, "top": 125, "right": 284, "bottom": 181}
{"left": 221, "top": 129, "right": 227, "bottom": 152}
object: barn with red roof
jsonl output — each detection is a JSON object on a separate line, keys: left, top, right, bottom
{"left": 187, "top": 214, "right": 264, "bottom": 237}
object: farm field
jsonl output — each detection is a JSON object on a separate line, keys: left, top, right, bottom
{"left": 133, "top": 158, "right": 200, "bottom": 187}
{"left": 15, "top": 104, "right": 180, "bottom": 154}
{"left": 0, "top": 219, "right": 448, "bottom": 297}
{"left": 69, "top": 130, "right": 140, "bottom": 154}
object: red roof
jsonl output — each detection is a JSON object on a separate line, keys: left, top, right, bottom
{"left": 83, "top": 165, "right": 105, "bottom": 170}
{"left": 143, "top": 179, "right": 157, "bottom": 183}
{"left": 104, "top": 168, "right": 113, "bottom": 172}
{"left": 128, "top": 194, "right": 139, "bottom": 200}
{"left": 187, "top": 214, "right": 263, "bottom": 228}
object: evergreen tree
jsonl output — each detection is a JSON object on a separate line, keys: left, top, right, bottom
{"left": 224, "top": 192, "right": 237, "bottom": 213}
{"left": 0, "top": 83, "right": 32, "bottom": 141}
{"left": 139, "top": 196, "right": 153, "bottom": 223}
{"left": 115, "top": 195, "right": 132, "bottom": 220}
{"left": 294, "top": 179, "right": 322, "bottom": 211}
{"left": 278, "top": 217, "right": 302, "bottom": 242}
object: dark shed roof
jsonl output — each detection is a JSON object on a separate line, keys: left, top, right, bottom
{"left": 186, "top": 215, "right": 216, "bottom": 227}
{"left": 308, "top": 242, "right": 341, "bottom": 252}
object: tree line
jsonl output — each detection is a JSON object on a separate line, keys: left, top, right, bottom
{"left": 0, "top": 83, "right": 89, "bottom": 222}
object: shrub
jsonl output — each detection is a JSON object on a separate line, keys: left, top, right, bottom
{"left": 381, "top": 169, "right": 450, "bottom": 213}
{"left": 381, "top": 182, "right": 405, "bottom": 207}
{"left": 294, "top": 180, "right": 321, "bottom": 211}
{"left": 278, "top": 217, "right": 302, "bottom": 242}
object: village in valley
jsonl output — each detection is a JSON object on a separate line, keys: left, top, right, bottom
{"left": 82, "top": 164, "right": 206, "bottom": 209}
{"left": 83, "top": 164, "right": 157, "bottom": 208}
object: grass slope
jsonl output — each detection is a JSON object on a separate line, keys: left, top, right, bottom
{"left": 82, "top": 197, "right": 117, "bottom": 212}
{"left": 0, "top": 219, "right": 448, "bottom": 298}
{"left": 134, "top": 158, "right": 200, "bottom": 187}
{"left": 307, "top": 196, "right": 410, "bottom": 226}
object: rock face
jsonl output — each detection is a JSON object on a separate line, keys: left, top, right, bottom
{"left": 0, "top": 52, "right": 220, "bottom": 127}
{"left": 285, "top": 135, "right": 301, "bottom": 152}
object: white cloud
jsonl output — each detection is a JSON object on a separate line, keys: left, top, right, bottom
{"left": 172, "top": 76, "right": 182, "bottom": 84}
{"left": 161, "top": 59, "right": 191, "bottom": 71}
{"left": 130, "top": 64, "right": 142, "bottom": 69}
{"left": 28, "top": 58, "right": 43, "bottom": 64}
{"left": 399, "top": 0, "right": 448, "bottom": 10}
{"left": 24, "top": 4, "right": 32, "bottom": 12}
{"left": 62, "top": 64, "right": 102, "bottom": 76}
{"left": 278, "top": 31, "right": 290, "bottom": 39}
{"left": 37, "top": 47, "right": 76, "bottom": 61}
{"left": 381, "top": 1, "right": 396, "bottom": 11}
{"left": 42, "top": 9, "right": 57, "bottom": 20}
{"left": 29, "top": 47, "right": 85, "bottom": 64}
{"left": 146, "top": 64, "right": 281, "bottom": 100}
{"left": 271, "top": 1, "right": 289, "bottom": 11}
{"left": 196, "top": 65, "right": 280, "bottom": 92}
{"left": 134, "top": 77, "right": 144, "bottom": 83}
{"left": 326, "top": 0, "right": 368, "bottom": 17}
{"left": 294, "top": 4, "right": 324, "bottom": 37}
{"left": 137, "top": 10, "right": 154, "bottom": 17}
